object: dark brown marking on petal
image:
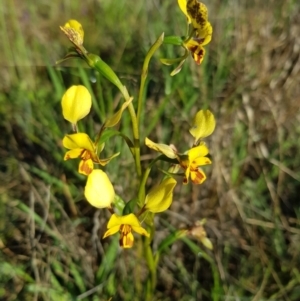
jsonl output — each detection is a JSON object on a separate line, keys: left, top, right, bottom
{"left": 187, "top": 0, "right": 208, "bottom": 28}
{"left": 81, "top": 150, "right": 91, "bottom": 160}
{"left": 119, "top": 225, "right": 134, "bottom": 248}
{"left": 80, "top": 160, "right": 93, "bottom": 175}
{"left": 191, "top": 170, "right": 205, "bottom": 184}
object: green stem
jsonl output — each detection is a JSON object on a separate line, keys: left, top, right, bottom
{"left": 137, "top": 156, "right": 161, "bottom": 207}
{"left": 144, "top": 236, "right": 156, "bottom": 301}
{"left": 121, "top": 86, "right": 142, "bottom": 177}
{"left": 137, "top": 33, "right": 165, "bottom": 127}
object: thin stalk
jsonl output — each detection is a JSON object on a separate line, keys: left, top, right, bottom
{"left": 127, "top": 102, "right": 142, "bottom": 177}
{"left": 137, "top": 156, "right": 162, "bottom": 207}
{"left": 144, "top": 236, "right": 156, "bottom": 301}
{"left": 137, "top": 33, "right": 165, "bottom": 126}
{"left": 121, "top": 86, "right": 142, "bottom": 177}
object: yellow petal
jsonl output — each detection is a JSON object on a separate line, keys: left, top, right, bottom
{"left": 192, "top": 156, "right": 211, "bottom": 167}
{"left": 187, "top": 0, "right": 208, "bottom": 29}
{"left": 145, "top": 178, "right": 177, "bottom": 213}
{"left": 63, "top": 133, "right": 95, "bottom": 153}
{"left": 61, "top": 85, "right": 92, "bottom": 124}
{"left": 106, "top": 213, "right": 139, "bottom": 228}
{"left": 103, "top": 225, "right": 120, "bottom": 239}
{"left": 104, "top": 97, "right": 133, "bottom": 128}
{"left": 188, "top": 144, "right": 209, "bottom": 161}
{"left": 178, "top": 0, "right": 191, "bottom": 23}
{"left": 131, "top": 226, "right": 150, "bottom": 237}
{"left": 64, "top": 148, "right": 83, "bottom": 160}
{"left": 189, "top": 110, "right": 216, "bottom": 142}
{"left": 145, "top": 137, "right": 177, "bottom": 159}
{"left": 106, "top": 213, "right": 123, "bottom": 229}
{"left": 64, "top": 20, "right": 84, "bottom": 39}
{"left": 118, "top": 213, "right": 142, "bottom": 228}
{"left": 197, "top": 22, "right": 213, "bottom": 46}
{"left": 60, "top": 19, "right": 84, "bottom": 46}
{"left": 84, "top": 170, "right": 115, "bottom": 208}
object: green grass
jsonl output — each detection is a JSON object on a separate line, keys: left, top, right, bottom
{"left": 1, "top": 0, "right": 300, "bottom": 300}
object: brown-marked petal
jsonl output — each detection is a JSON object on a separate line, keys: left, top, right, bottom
{"left": 79, "top": 158, "right": 94, "bottom": 175}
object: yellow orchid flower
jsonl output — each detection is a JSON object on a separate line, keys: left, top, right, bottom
{"left": 178, "top": 143, "right": 211, "bottom": 184}
{"left": 144, "top": 178, "right": 177, "bottom": 213}
{"left": 177, "top": 0, "right": 213, "bottom": 66}
{"left": 103, "top": 213, "right": 149, "bottom": 248}
{"left": 84, "top": 170, "right": 115, "bottom": 208}
{"left": 145, "top": 138, "right": 211, "bottom": 185}
{"left": 61, "top": 85, "right": 92, "bottom": 125}
{"left": 183, "top": 39, "right": 206, "bottom": 65}
{"left": 146, "top": 108, "right": 215, "bottom": 185}
{"left": 63, "top": 133, "right": 119, "bottom": 176}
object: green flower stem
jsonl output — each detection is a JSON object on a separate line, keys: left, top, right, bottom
{"left": 144, "top": 236, "right": 156, "bottom": 301}
{"left": 137, "top": 33, "right": 164, "bottom": 127}
{"left": 121, "top": 87, "right": 142, "bottom": 177}
{"left": 137, "top": 156, "right": 162, "bottom": 207}
{"left": 138, "top": 165, "right": 150, "bottom": 207}
{"left": 137, "top": 156, "right": 164, "bottom": 300}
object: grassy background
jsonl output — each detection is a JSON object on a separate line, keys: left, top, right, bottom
{"left": 1, "top": 0, "right": 300, "bottom": 300}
